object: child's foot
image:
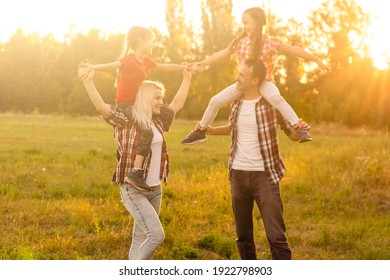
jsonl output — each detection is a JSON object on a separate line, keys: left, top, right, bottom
{"left": 181, "top": 129, "right": 207, "bottom": 145}
{"left": 124, "top": 169, "right": 149, "bottom": 191}
{"left": 297, "top": 127, "right": 312, "bottom": 143}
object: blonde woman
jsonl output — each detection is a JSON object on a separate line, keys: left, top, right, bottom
{"left": 91, "top": 26, "right": 195, "bottom": 191}
{"left": 78, "top": 63, "right": 192, "bottom": 259}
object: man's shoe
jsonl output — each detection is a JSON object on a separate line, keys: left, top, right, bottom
{"left": 181, "top": 129, "right": 207, "bottom": 145}
{"left": 124, "top": 169, "right": 149, "bottom": 191}
{"left": 297, "top": 127, "right": 312, "bottom": 143}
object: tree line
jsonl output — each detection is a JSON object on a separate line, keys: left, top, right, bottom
{"left": 0, "top": 0, "right": 389, "bottom": 128}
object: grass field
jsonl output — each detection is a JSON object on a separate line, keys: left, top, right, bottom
{"left": 0, "top": 113, "right": 389, "bottom": 260}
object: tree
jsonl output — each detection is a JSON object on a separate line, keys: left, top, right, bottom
{"left": 188, "top": 0, "right": 236, "bottom": 120}
{"left": 164, "top": 0, "right": 195, "bottom": 63}
{"left": 306, "top": 0, "right": 375, "bottom": 125}
{"left": 0, "top": 30, "right": 47, "bottom": 112}
{"left": 308, "top": 0, "right": 370, "bottom": 71}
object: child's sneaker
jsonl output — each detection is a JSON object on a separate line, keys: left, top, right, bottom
{"left": 124, "top": 169, "right": 149, "bottom": 191}
{"left": 297, "top": 127, "right": 312, "bottom": 143}
{"left": 181, "top": 129, "right": 207, "bottom": 145}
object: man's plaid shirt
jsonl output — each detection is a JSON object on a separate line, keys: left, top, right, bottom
{"left": 102, "top": 105, "right": 174, "bottom": 185}
{"left": 233, "top": 34, "right": 282, "bottom": 82}
{"left": 229, "top": 97, "right": 294, "bottom": 184}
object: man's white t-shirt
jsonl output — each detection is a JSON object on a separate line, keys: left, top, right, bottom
{"left": 232, "top": 98, "right": 265, "bottom": 171}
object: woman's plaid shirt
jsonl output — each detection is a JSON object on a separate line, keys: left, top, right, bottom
{"left": 102, "top": 105, "right": 174, "bottom": 185}
{"left": 233, "top": 34, "right": 282, "bottom": 82}
{"left": 228, "top": 97, "right": 294, "bottom": 184}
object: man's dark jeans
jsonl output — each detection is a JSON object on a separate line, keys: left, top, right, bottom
{"left": 230, "top": 169, "right": 291, "bottom": 260}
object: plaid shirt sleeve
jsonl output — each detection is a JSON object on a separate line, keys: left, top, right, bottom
{"left": 267, "top": 35, "right": 282, "bottom": 52}
{"left": 158, "top": 104, "right": 175, "bottom": 132}
{"left": 100, "top": 105, "right": 130, "bottom": 128}
{"left": 277, "top": 111, "right": 295, "bottom": 137}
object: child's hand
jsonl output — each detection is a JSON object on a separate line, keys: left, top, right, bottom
{"left": 78, "top": 62, "right": 94, "bottom": 81}
{"left": 181, "top": 63, "right": 192, "bottom": 79}
{"left": 316, "top": 59, "right": 331, "bottom": 72}
{"left": 188, "top": 62, "right": 204, "bottom": 74}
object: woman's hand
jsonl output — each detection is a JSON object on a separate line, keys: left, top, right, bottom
{"left": 181, "top": 63, "right": 192, "bottom": 79}
{"left": 78, "top": 62, "right": 94, "bottom": 81}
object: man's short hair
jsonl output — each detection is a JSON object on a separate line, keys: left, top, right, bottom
{"left": 243, "top": 60, "right": 266, "bottom": 83}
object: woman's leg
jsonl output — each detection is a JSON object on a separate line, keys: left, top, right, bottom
{"left": 120, "top": 185, "right": 164, "bottom": 260}
{"left": 259, "top": 82, "right": 299, "bottom": 125}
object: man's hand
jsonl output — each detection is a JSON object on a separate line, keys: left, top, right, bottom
{"left": 294, "top": 118, "right": 310, "bottom": 130}
{"left": 289, "top": 118, "right": 311, "bottom": 141}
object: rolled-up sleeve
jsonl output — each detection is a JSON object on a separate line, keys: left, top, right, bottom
{"left": 100, "top": 106, "right": 130, "bottom": 128}
{"left": 159, "top": 104, "right": 175, "bottom": 132}
{"left": 268, "top": 35, "right": 282, "bottom": 52}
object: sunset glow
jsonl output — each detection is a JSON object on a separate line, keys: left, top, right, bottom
{"left": 0, "top": 0, "right": 389, "bottom": 69}
{"left": 367, "top": 16, "right": 390, "bottom": 70}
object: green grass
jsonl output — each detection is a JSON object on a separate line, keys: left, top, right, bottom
{"left": 0, "top": 114, "right": 389, "bottom": 260}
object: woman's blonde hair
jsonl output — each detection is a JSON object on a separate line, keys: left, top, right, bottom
{"left": 131, "top": 80, "right": 165, "bottom": 130}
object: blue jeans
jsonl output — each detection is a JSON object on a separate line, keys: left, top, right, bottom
{"left": 120, "top": 184, "right": 164, "bottom": 260}
{"left": 230, "top": 170, "right": 291, "bottom": 260}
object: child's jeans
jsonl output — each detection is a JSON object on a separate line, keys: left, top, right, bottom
{"left": 116, "top": 102, "right": 153, "bottom": 157}
{"left": 199, "top": 82, "right": 299, "bottom": 128}
{"left": 120, "top": 184, "right": 164, "bottom": 260}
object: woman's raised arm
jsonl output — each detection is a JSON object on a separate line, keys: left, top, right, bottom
{"left": 78, "top": 63, "right": 112, "bottom": 117}
{"left": 168, "top": 65, "right": 192, "bottom": 115}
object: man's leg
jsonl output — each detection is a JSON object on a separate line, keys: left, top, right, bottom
{"left": 230, "top": 170, "right": 257, "bottom": 260}
{"left": 252, "top": 171, "right": 291, "bottom": 260}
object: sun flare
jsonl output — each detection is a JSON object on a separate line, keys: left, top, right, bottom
{"left": 367, "top": 20, "right": 390, "bottom": 70}
{"left": 1, "top": 0, "right": 390, "bottom": 70}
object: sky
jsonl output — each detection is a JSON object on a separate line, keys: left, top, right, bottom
{"left": 0, "top": 0, "right": 330, "bottom": 39}
{"left": 0, "top": 0, "right": 389, "bottom": 69}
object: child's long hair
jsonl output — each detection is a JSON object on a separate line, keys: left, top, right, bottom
{"left": 229, "top": 7, "right": 266, "bottom": 60}
{"left": 131, "top": 80, "right": 165, "bottom": 130}
{"left": 243, "top": 59, "right": 266, "bottom": 83}
{"left": 114, "top": 26, "right": 155, "bottom": 87}
{"left": 117, "top": 26, "right": 155, "bottom": 59}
